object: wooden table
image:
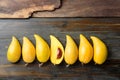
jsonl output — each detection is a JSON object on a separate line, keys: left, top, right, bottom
{"left": 33, "top": 0, "right": 120, "bottom": 17}
{"left": 0, "top": 18, "right": 120, "bottom": 80}
{"left": 0, "top": 0, "right": 120, "bottom": 18}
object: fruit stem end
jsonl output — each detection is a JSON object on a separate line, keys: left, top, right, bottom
{"left": 39, "top": 63, "right": 44, "bottom": 67}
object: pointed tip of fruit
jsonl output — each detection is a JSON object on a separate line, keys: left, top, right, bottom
{"left": 66, "top": 35, "right": 73, "bottom": 40}
{"left": 80, "top": 34, "right": 86, "bottom": 39}
{"left": 34, "top": 34, "right": 44, "bottom": 40}
{"left": 80, "top": 34, "right": 90, "bottom": 44}
{"left": 90, "top": 36, "right": 93, "bottom": 38}
{"left": 66, "top": 35, "right": 69, "bottom": 39}
{"left": 12, "top": 36, "right": 16, "bottom": 40}
{"left": 34, "top": 33, "right": 38, "bottom": 35}
{"left": 66, "top": 35, "right": 72, "bottom": 40}
{"left": 80, "top": 34, "right": 86, "bottom": 38}
{"left": 50, "top": 35, "right": 57, "bottom": 40}
{"left": 66, "top": 34, "right": 70, "bottom": 37}
{"left": 90, "top": 36, "right": 96, "bottom": 40}
{"left": 23, "top": 36, "right": 26, "bottom": 40}
{"left": 34, "top": 34, "right": 40, "bottom": 37}
{"left": 90, "top": 36, "right": 102, "bottom": 43}
{"left": 34, "top": 34, "right": 39, "bottom": 39}
{"left": 50, "top": 35, "right": 54, "bottom": 38}
{"left": 80, "top": 34, "right": 83, "bottom": 37}
{"left": 80, "top": 34, "right": 87, "bottom": 41}
{"left": 34, "top": 34, "right": 38, "bottom": 37}
{"left": 12, "top": 36, "right": 18, "bottom": 41}
{"left": 12, "top": 36, "right": 15, "bottom": 39}
{"left": 23, "top": 36, "right": 29, "bottom": 41}
{"left": 23, "top": 37, "right": 29, "bottom": 43}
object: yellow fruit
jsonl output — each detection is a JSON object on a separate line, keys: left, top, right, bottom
{"left": 91, "top": 36, "right": 108, "bottom": 65}
{"left": 50, "top": 35, "right": 64, "bottom": 65}
{"left": 34, "top": 34, "right": 50, "bottom": 64}
{"left": 64, "top": 35, "right": 78, "bottom": 66}
{"left": 22, "top": 37, "right": 35, "bottom": 64}
{"left": 7, "top": 36, "right": 21, "bottom": 63}
{"left": 79, "top": 34, "right": 93, "bottom": 64}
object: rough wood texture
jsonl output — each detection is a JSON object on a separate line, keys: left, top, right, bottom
{"left": 0, "top": 18, "right": 120, "bottom": 79}
{"left": 0, "top": 0, "right": 60, "bottom": 18}
{"left": 33, "top": 0, "right": 120, "bottom": 17}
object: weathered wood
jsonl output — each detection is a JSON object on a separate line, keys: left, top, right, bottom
{"left": 0, "top": 18, "right": 120, "bottom": 79}
{"left": 0, "top": 0, "right": 60, "bottom": 18}
{"left": 33, "top": 0, "right": 120, "bottom": 17}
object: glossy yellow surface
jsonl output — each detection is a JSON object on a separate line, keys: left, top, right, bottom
{"left": 64, "top": 35, "right": 78, "bottom": 65}
{"left": 22, "top": 37, "right": 35, "bottom": 63}
{"left": 91, "top": 36, "right": 108, "bottom": 65}
{"left": 79, "top": 34, "right": 93, "bottom": 64}
{"left": 7, "top": 36, "right": 21, "bottom": 63}
{"left": 34, "top": 34, "right": 50, "bottom": 63}
{"left": 50, "top": 35, "right": 64, "bottom": 65}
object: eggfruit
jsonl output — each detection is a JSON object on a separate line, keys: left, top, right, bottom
{"left": 34, "top": 34, "right": 50, "bottom": 66}
{"left": 64, "top": 35, "right": 78, "bottom": 67}
{"left": 79, "top": 34, "right": 93, "bottom": 64}
{"left": 91, "top": 36, "right": 108, "bottom": 65}
{"left": 50, "top": 35, "right": 64, "bottom": 65}
{"left": 7, "top": 36, "right": 21, "bottom": 63}
{"left": 22, "top": 37, "right": 35, "bottom": 64}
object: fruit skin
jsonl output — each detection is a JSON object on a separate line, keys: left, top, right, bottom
{"left": 34, "top": 34, "right": 50, "bottom": 63}
{"left": 64, "top": 35, "right": 78, "bottom": 65}
{"left": 50, "top": 35, "right": 64, "bottom": 65}
{"left": 7, "top": 36, "right": 21, "bottom": 63}
{"left": 91, "top": 36, "right": 108, "bottom": 65}
{"left": 22, "top": 37, "right": 35, "bottom": 63}
{"left": 79, "top": 34, "right": 93, "bottom": 64}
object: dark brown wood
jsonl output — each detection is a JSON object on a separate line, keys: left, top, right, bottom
{"left": 33, "top": 0, "right": 120, "bottom": 17}
{"left": 0, "top": 18, "right": 120, "bottom": 79}
{"left": 0, "top": 0, "right": 60, "bottom": 18}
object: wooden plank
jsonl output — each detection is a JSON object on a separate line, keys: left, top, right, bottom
{"left": 33, "top": 0, "right": 120, "bottom": 17}
{"left": 0, "top": 0, "right": 60, "bottom": 18}
{"left": 0, "top": 18, "right": 120, "bottom": 79}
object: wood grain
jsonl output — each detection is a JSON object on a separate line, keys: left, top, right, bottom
{"left": 0, "top": 18, "right": 120, "bottom": 79}
{"left": 0, "top": 0, "right": 60, "bottom": 18}
{"left": 33, "top": 0, "right": 120, "bottom": 17}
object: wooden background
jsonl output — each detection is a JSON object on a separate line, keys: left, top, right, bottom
{"left": 0, "top": 0, "right": 120, "bottom": 18}
{"left": 33, "top": 0, "right": 120, "bottom": 17}
{"left": 0, "top": 18, "right": 120, "bottom": 79}
{"left": 0, "top": 0, "right": 60, "bottom": 18}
